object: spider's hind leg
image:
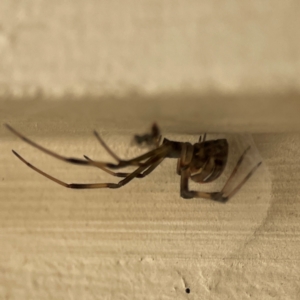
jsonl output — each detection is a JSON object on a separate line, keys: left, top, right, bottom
{"left": 180, "top": 146, "right": 262, "bottom": 202}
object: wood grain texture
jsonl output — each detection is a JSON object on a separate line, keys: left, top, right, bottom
{"left": 0, "top": 0, "right": 299, "bottom": 298}
{"left": 1, "top": 119, "right": 299, "bottom": 300}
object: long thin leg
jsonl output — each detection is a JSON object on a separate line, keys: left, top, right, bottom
{"left": 92, "top": 130, "right": 121, "bottom": 162}
{"left": 198, "top": 133, "right": 207, "bottom": 143}
{"left": 155, "top": 135, "right": 162, "bottom": 148}
{"left": 220, "top": 146, "right": 251, "bottom": 193}
{"left": 5, "top": 124, "right": 171, "bottom": 169}
{"left": 180, "top": 168, "right": 228, "bottom": 202}
{"left": 221, "top": 161, "right": 262, "bottom": 199}
{"left": 176, "top": 143, "right": 194, "bottom": 175}
{"left": 176, "top": 158, "right": 181, "bottom": 175}
{"left": 83, "top": 155, "right": 137, "bottom": 178}
{"left": 12, "top": 150, "right": 165, "bottom": 189}
{"left": 85, "top": 127, "right": 163, "bottom": 176}
{"left": 180, "top": 159, "right": 262, "bottom": 202}
{"left": 83, "top": 155, "right": 164, "bottom": 178}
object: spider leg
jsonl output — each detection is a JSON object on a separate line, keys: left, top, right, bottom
{"left": 219, "top": 146, "right": 250, "bottom": 189}
{"left": 155, "top": 135, "right": 162, "bottom": 148}
{"left": 83, "top": 155, "right": 164, "bottom": 178}
{"left": 83, "top": 155, "right": 135, "bottom": 177}
{"left": 5, "top": 124, "right": 171, "bottom": 169}
{"left": 221, "top": 161, "right": 262, "bottom": 199}
{"left": 12, "top": 150, "right": 165, "bottom": 189}
{"left": 220, "top": 146, "right": 255, "bottom": 194}
{"left": 198, "top": 133, "right": 207, "bottom": 143}
{"left": 176, "top": 158, "right": 181, "bottom": 175}
{"left": 180, "top": 167, "right": 227, "bottom": 201}
{"left": 180, "top": 150, "right": 262, "bottom": 202}
{"left": 89, "top": 128, "right": 163, "bottom": 170}
{"left": 176, "top": 142, "right": 194, "bottom": 175}
{"left": 92, "top": 130, "right": 121, "bottom": 162}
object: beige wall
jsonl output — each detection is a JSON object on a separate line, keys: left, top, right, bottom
{"left": 0, "top": 0, "right": 299, "bottom": 97}
{"left": 1, "top": 1, "right": 300, "bottom": 299}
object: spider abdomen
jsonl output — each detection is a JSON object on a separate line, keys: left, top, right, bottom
{"left": 190, "top": 139, "right": 228, "bottom": 183}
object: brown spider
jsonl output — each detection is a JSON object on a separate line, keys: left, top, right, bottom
{"left": 5, "top": 123, "right": 261, "bottom": 202}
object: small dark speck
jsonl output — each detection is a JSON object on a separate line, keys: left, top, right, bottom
{"left": 185, "top": 288, "right": 190, "bottom": 294}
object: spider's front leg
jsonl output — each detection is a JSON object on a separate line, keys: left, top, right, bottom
{"left": 5, "top": 124, "right": 167, "bottom": 170}
{"left": 12, "top": 149, "right": 166, "bottom": 189}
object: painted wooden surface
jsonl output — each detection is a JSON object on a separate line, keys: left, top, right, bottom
{"left": 1, "top": 113, "right": 300, "bottom": 299}
{"left": 0, "top": 0, "right": 299, "bottom": 97}
{"left": 1, "top": 0, "right": 300, "bottom": 298}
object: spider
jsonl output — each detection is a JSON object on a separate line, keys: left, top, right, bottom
{"left": 5, "top": 123, "right": 261, "bottom": 202}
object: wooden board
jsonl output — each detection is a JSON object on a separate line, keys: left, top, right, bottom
{"left": 1, "top": 118, "right": 299, "bottom": 299}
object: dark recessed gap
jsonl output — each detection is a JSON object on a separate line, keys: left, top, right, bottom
{"left": 185, "top": 288, "right": 190, "bottom": 294}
